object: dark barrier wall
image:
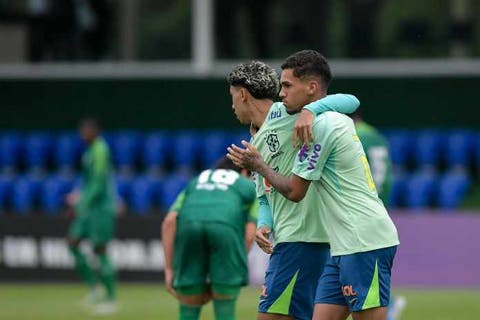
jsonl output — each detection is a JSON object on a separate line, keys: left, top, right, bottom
{"left": 1, "top": 77, "right": 479, "bottom": 130}
{"left": 0, "top": 215, "right": 164, "bottom": 281}
{"left": 2, "top": 211, "right": 480, "bottom": 286}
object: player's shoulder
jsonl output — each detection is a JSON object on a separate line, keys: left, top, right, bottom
{"left": 357, "top": 121, "right": 387, "bottom": 141}
{"left": 93, "top": 137, "right": 110, "bottom": 154}
{"left": 236, "top": 173, "right": 254, "bottom": 187}
{"left": 235, "top": 174, "right": 255, "bottom": 194}
{"left": 265, "top": 102, "right": 286, "bottom": 122}
{"left": 312, "top": 111, "right": 352, "bottom": 130}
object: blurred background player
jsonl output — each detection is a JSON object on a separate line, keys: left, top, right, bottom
{"left": 162, "top": 156, "right": 258, "bottom": 320}
{"left": 66, "top": 117, "right": 117, "bottom": 314}
{"left": 350, "top": 109, "right": 406, "bottom": 320}
{"left": 351, "top": 109, "right": 393, "bottom": 205}
{"left": 228, "top": 60, "right": 359, "bottom": 320}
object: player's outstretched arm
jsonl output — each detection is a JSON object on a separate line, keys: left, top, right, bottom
{"left": 162, "top": 211, "right": 178, "bottom": 299}
{"left": 245, "top": 222, "right": 257, "bottom": 252}
{"left": 256, "top": 195, "right": 273, "bottom": 254}
{"left": 227, "top": 141, "right": 311, "bottom": 202}
{"left": 293, "top": 94, "right": 360, "bottom": 147}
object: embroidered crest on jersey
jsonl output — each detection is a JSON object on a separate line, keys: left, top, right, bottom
{"left": 265, "top": 131, "right": 280, "bottom": 153}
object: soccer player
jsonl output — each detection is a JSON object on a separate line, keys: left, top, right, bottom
{"left": 162, "top": 156, "right": 258, "bottom": 320}
{"left": 227, "top": 61, "right": 360, "bottom": 320}
{"left": 66, "top": 118, "right": 117, "bottom": 314}
{"left": 351, "top": 109, "right": 393, "bottom": 205}
{"left": 351, "top": 110, "right": 407, "bottom": 320}
{"left": 228, "top": 50, "right": 399, "bottom": 320}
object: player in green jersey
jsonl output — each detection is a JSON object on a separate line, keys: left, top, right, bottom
{"left": 66, "top": 118, "right": 117, "bottom": 314}
{"left": 162, "top": 156, "right": 258, "bottom": 320}
{"left": 351, "top": 110, "right": 406, "bottom": 320}
{"left": 227, "top": 61, "right": 359, "bottom": 320}
{"left": 351, "top": 109, "right": 393, "bottom": 205}
{"left": 228, "top": 50, "right": 399, "bottom": 320}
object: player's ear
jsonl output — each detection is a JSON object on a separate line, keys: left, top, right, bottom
{"left": 307, "top": 80, "right": 318, "bottom": 95}
{"left": 240, "top": 88, "right": 249, "bottom": 102}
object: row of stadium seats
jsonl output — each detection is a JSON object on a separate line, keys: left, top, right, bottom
{"left": 390, "top": 170, "right": 471, "bottom": 209}
{"left": 386, "top": 129, "right": 480, "bottom": 170}
{"left": 1, "top": 129, "right": 479, "bottom": 173}
{"left": 0, "top": 173, "right": 190, "bottom": 215}
{"left": 0, "top": 169, "right": 470, "bottom": 215}
{"left": 0, "top": 131, "right": 250, "bottom": 173}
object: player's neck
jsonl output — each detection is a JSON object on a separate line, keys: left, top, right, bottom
{"left": 249, "top": 99, "right": 272, "bottom": 129}
{"left": 307, "top": 91, "right": 327, "bottom": 104}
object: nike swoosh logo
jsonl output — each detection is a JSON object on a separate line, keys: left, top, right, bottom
{"left": 349, "top": 298, "right": 358, "bottom": 304}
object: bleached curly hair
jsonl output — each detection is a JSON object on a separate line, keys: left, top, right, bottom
{"left": 227, "top": 61, "right": 279, "bottom": 100}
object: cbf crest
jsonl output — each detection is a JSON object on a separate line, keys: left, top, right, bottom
{"left": 265, "top": 131, "right": 280, "bottom": 153}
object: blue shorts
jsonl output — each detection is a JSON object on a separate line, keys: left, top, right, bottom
{"left": 315, "top": 246, "right": 397, "bottom": 312}
{"left": 259, "top": 242, "right": 330, "bottom": 320}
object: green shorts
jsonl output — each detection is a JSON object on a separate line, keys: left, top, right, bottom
{"left": 68, "top": 210, "right": 114, "bottom": 247}
{"left": 173, "top": 221, "right": 248, "bottom": 295}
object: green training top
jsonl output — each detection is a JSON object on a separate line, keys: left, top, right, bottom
{"left": 292, "top": 112, "right": 399, "bottom": 256}
{"left": 76, "top": 137, "right": 116, "bottom": 216}
{"left": 355, "top": 121, "right": 393, "bottom": 205}
{"left": 252, "top": 102, "right": 329, "bottom": 244}
{"left": 169, "top": 169, "right": 257, "bottom": 233}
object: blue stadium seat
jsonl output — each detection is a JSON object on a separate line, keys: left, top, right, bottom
{"left": 171, "top": 131, "right": 201, "bottom": 172}
{"left": 40, "top": 175, "right": 75, "bottom": 214}
{"left": 54, "top": 133, "right": 81, "bottom": 171}
{"left": 130, "top": 175, "right": 156, "bottom": 215}
{"left": 437, "top": 171, "right": 470, "bottom": 209}
{"left": 142, "top": 131, "right": 170, "bottom": 171}
{"left": 475, "top": 132, "right": 480, "bottom": 171}
{"left": 200, "top": 131, "right": 231, "bottom": 168}
{"left": 12, "top": 176, "right": 38, "bottom": 214}
{"left": 115, "top": 174, "right": 133, "bottom": 204}
{"left": 159, "top": 173, "right": 190, "bottom": 210}
{"left": 0, "top": 133, "right": 22, "bottom": 172}
{"left": 445, "top": 130, "right": 474, "bottom": 169}
{"left": 384, "top": 130, "right": 413, "bottom": 169}
{"left": 232, "top": 131, "right": 251, "bottom": 147}
{"left": 24, "top": 132, "right": 53, "bottom": 171}
{"left": 102, "top": 133, "right": 115, "bottom": 151}
{"left": 405, "top": 171, "right": 438, "bottom": 209}
{"left": 413, "top": 130, "right": 444, "bottom": 168}
{"left": 389, "top": 172, "right": 408, "bottom": 208}
{"left": 111, "top": 131, "right": 141, "bottom": 171}
{"left": 0, "top": 175, "right": 13, "bottom": 212}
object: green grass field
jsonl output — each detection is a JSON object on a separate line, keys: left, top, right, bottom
{"left": 1, "top": 283, "right": 479, "bottom": 319}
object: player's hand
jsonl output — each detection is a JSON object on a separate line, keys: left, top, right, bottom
{"left": 202, "top": 286, "right": 213, "bottom": 304}
{"left": 66, "top": 191, "right": 80, "bottom": 207}
{"left": 292, "top": 108, "right": 315, "bottom": 148}
{"left": 255, "top": 226, "right": 273, "bottom": 254}
{"left": 227, "top": 141, "right": 264, "bottom": 172}
{"left": 165, "top": 268, "right": 178, "bottom": 299}
{"left": 65, "top": 207, "right": 76, "bottom": 219}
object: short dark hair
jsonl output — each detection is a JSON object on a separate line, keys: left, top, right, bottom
{"left": 79, "top": 116, "right": 100, "bottom": 129}
{"left": 281, "top": 50, "right": 332, "bottom": 89}
{"left": 227, "top": 61, "right": 279, "bottom": 100}
{"left": 215, "top": 156, "right": 242, "bottom": 173}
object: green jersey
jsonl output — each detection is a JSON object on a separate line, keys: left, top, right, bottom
{"left": 252, "top": 102, "right": 329, "bottom": 244}
{"left": 169, "top": 169, "right": 257, "bottom": 233}
{"left": 76, "top": 137, "right": 116, "bottom": 216}
{"left": 292, "top": 112, "right": 399, "bottom": 256}
{"left": 355, "top": 121, "right": 393, "bottom": 205}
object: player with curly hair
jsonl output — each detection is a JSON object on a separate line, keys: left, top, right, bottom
{"left": 227, "top": 60, "right": 360, "bottom": 320}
